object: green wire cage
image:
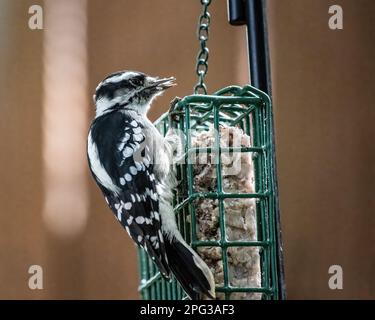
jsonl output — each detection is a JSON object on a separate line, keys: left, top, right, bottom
{"left": 138, "top": 84, "right": 280, "bottom": 300}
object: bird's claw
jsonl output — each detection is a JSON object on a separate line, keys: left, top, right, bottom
{"left": 168, "top": 97, "right": 181, "bottom": 125}
{"left": 168, "top": 96, "right": 181, "bottom": 113}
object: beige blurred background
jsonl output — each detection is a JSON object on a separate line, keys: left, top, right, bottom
{"left": 0, "top": 0, "right": 374, "bottom": 299}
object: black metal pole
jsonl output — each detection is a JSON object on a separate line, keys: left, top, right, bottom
{"left": 245, "top": 0, "right": 272, "bottom": 95}
{"left": 228, "top": 0, "right": 286, "bottom": 299}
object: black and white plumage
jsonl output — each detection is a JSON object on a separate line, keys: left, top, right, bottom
{"left": 87, "top": 70, "right": 215, "bottom": 299}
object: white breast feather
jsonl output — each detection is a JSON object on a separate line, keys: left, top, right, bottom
{"left": 87, "top": 132, "right": 121, "bottom": 194}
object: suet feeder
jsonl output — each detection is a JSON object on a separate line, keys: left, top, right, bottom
{"left": 138, "top": 85, "right": 280, "bottom": 299}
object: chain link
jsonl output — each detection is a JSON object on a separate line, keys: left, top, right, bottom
{"left": 194, "top": 0, "right": 212, "bottom": 95}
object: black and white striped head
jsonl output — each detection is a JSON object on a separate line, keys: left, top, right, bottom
{"left": 93, "top": 71, "right": 176, "bottom": 117}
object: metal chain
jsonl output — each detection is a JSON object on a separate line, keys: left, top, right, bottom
{"left": 194, "top": 0, "right": 212, "bottom": 95}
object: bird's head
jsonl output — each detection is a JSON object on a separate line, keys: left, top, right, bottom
{"left": 93, "top": 71, "right": 176, "bottom": 117}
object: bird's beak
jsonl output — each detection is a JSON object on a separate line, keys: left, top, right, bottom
{"left": 148, "top": 77, "right": 176, "bottom": 92}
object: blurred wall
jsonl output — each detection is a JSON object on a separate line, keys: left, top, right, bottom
{"left": 0, "top": 0, "right": 246, "bottom": 299}
{"left": 268, "top": 0, "right": 375, "bottom": 299}
{"left": 0, "top": 0, "right": 374, "bottom": 299}
{"left": 0, "top": 0, "right": 46, "bottom": 299}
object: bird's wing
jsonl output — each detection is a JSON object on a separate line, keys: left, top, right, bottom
{"left": 101, "top": 115, "right": 170, "bottom": 278}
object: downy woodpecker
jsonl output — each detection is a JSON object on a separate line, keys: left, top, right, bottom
{"left": 87, "top": 71, "right": 215, "bottom": 299}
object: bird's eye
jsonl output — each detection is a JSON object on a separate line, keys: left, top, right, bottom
{"left": 130, "top": 78, "right": 142, "bottom": 87}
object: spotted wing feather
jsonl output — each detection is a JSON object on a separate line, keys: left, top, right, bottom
{"left": 89, "top": 112, "right": 170, "bottom": 278}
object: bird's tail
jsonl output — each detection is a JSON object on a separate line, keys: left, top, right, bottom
{"left": 164, "top": 234, "right": 216, "bottom": 300}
